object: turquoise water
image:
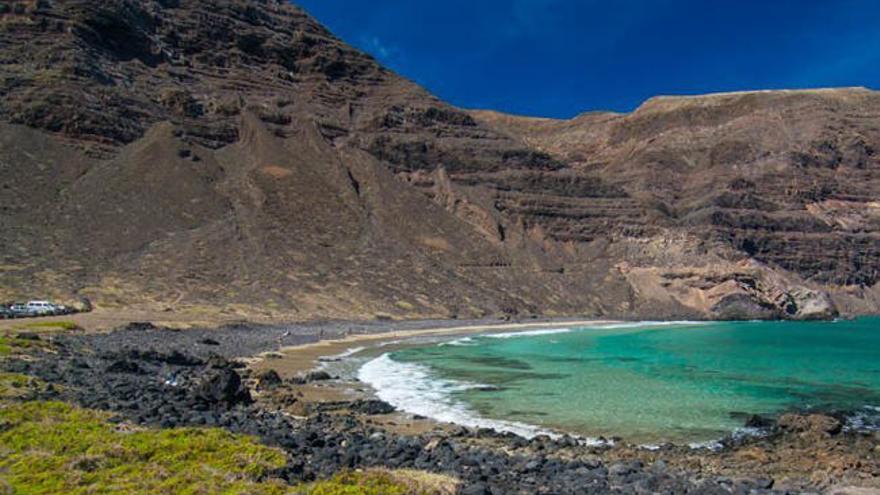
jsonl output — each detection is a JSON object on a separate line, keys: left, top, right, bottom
{"left": 371, "top": 319, "right": 880, "bottom": 443}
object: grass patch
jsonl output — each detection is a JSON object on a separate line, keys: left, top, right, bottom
{"left": 296, "top": 471, "right": 410, "bottom": 495}
{"left": 0, "top": 335, "right": 52, "bottom": 357}
{"left": 382, "top": 469, "right": 459, "bottom": 495}
{"left": 294, "top": 469, "right": 458, "bottom": 495}
{"left": 0, "top": 401, "right": 291, "bottom": 494}
{"left": 0, "top": 397, "right": 447, "bottom": 494}
{"left": 0, "top": 349, "right": 453, "bottom": 493}
{"left": 0, "top": 373, "right": 47, "bottom": 400}
{"left": 14, "top": 320, "right": 81, "bottom": 331}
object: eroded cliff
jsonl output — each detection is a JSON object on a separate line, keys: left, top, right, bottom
{"left": 1, "top": 0, "right": 877, "bottom": 320}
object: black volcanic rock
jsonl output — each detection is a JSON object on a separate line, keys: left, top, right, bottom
{"left": 255, "top": 369, "right": 282, "bottom": 389}
{"left": 194, "top": 368, "right": 252, "bottom": 406}
{"left": 105, "top": 359, "right": 144, "bottom": 374}
{"left": 350, "top": 399, "right": 395, "bottom": 415}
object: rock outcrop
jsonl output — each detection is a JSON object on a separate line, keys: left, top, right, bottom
{"left": 0, "top": 0, "right": 877, "bottom": 320}
{"left": 195, "top": 368, "right": 252, "bottom": 406}
{"left": 777, "top": 413, "right": 843, "bottom": 438}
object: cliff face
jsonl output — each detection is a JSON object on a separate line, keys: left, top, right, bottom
{"left": 470, "top": 89, "right": 880, "bottom": 319}
{"left": 1, "top": 0, "right": 877, "bottom": 320}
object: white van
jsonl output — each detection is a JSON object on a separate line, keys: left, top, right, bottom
{"left": 26, "top": 300, "right": 55, "bottom": 316}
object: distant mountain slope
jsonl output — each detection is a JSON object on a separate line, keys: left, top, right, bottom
{"left": 1, "top": 0, "right": 877, "bottom": 320}
{"left": 470, "top": 88, "right": 880, "bottom": 318}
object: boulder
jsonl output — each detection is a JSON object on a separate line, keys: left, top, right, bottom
{"left": 194, "top": 368, "right": 252, "bottom": 406}
{"left": 744, "top": 414, "right": 774, "bottom": 429}
{"left": 350, "top": 399, "right": 395, "bottom": 415}
{"left": 777, "top": 413, "right": 842, "bottom": 436}
{"left": 123, "top": 322, "right": 158, "bottom": 331}
{"left": 205, "top": 355, "right": 242, "bottom": 370}
{"left": 305, "top": 370, "right": 332, "bottom": 382}
{"left": 256, "top": 369, "right": 283, "bottom": 390}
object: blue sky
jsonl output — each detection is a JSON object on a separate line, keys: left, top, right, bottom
{"left": 295, "top": 0, "right": 880, "bottom": 118}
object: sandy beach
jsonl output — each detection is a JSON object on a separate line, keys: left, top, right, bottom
{"left": 251, "top": 318, "right": 619, "bottom": 378}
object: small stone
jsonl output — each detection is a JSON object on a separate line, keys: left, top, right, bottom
{"left": 460, "top": 482, "right": 490, "bottom": 495}
{"left": 754, "top": 477, "right": 774, "bottom": 489}
{"left": 609, "top": 463, "right": 632, "bottom": 477}
{"left": 287, "top": 375, "right": 307, "bottom": 385}
{"left": 255, "top": 369, "right": 282, "bottom": 390}
{"left": 123, "top": 322, "right": 157, "bottom": 332}
{"left": 305, "top": 370, "right": 332, "bottom": 382}
{"left": 651, "top": 460, "right": 667, "bottom": 473}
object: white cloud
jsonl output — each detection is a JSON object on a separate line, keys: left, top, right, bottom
{"left": 360, "top": 35, "right": 398, "bottom": 61}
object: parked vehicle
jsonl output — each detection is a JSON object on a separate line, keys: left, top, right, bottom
{"left": 26, "top": 300, "right": 55, "bottom": 316}
{"left": 10, "top": 303, "right": 34, "bottom": 318}
{"left": 52, "top": 304, "right": 70, "bottom": 315}
{"left": 2, "top": 299, "right": 78, "bottom": 318}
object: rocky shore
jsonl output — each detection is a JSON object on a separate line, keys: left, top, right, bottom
{"left": 3, "top": 322, "right": 879, "bottom": 494}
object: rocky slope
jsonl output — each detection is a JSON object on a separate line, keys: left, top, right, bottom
{"left": 470, "top": 89, "right": 880, "bottom": 319}
{"left": 0, "top": 0, "right": 877, "bottom": 320}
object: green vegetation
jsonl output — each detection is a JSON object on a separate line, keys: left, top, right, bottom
{"left": 0, "top": 375, "right": 453, "bottom": 494}
{"left": 299, "top": 471, "right": 410, "bottom": 495}
{"left": 0, "top": 400, "right": 291, "bottom": 494}
{"left": 297, "top": 470, "right": 458, "bottom": 495}
{"left": 0, "top": 334, "right": 52, "bottom": 357}
{"left": 14, "top": 320, "right": 81, "bottom": 331}
{"left": 0, "top": 373, "right": 47, "bottom": 399}
{"left": 0, "top": 336, "right": 455, "bottom": 494}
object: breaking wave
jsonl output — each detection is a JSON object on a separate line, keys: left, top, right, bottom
{"left": 358, "top": 353, "right": 559, "bottom": 439}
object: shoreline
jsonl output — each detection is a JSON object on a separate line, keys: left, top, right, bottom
{"left": 253, "top": 318, "right": 880, "bottom": 450}
{"left": 4, "top": 318, "right": 880, "bottom": 493}
{"left": 247, "top": 318, "right": 621, "bottom": 438}
{"left": 252, "top": 318, "right": 620, "bottom": 377}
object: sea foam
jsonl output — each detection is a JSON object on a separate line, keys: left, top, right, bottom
{"left": 358, "top": 353, "right": 556, "bottom": 439}
{"left": 480, "top": 320, "right": 707, "bottom": 340}
{"left": 484, "top": 327, "right": 573, "bottom": 339}
{"left": 360, "top": 321, "right": 710, "bottom": 439}
{"left": 591, "top": 320, "right": 708, "bottom": 330}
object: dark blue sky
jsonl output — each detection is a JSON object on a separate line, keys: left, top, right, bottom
{"left": 295, "top": 0, "right": 880, "bottom": 118}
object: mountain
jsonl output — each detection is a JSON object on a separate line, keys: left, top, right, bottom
{"left": 1, "top": 0, "right": 877, "bottom": 321}
{"left": 470, "top": 89, "right": 880, "bottom": 319}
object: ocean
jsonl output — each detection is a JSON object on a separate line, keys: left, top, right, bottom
{"left": 358, "top": 318, "right": 880, "bottom": 444}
